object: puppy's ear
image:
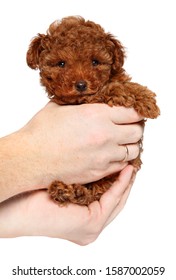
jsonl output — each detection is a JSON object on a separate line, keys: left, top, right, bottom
{"left": 107, "top": 34, "right": 125, "bottom": 74}
{"left": 26, "top": 34, "right": 49, "bottom": 69}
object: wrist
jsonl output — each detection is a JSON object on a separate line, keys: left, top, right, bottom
{"left": 0, "top": 130, "right": 45, "bottom": 202}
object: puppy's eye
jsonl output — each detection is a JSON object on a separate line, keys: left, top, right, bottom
{"left": 56, "top": 61, "right": 66, "bottom": 68}
{"left": 92, "top": 59, "right": 100, "bottom": 66}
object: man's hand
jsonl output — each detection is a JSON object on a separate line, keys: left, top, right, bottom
{"left": 0, "top": 165, "right": 135, "bottom": 244}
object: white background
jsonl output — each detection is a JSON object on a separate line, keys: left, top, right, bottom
{"left": 0, "top": 0, "right": 175, "bottom": 279}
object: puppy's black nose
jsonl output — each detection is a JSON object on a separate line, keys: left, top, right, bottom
{"left": 75, "top": 80, "right": 87, "bottom": 92}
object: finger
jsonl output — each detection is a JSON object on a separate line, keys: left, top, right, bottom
{"left": 103, "top": 171, "right": 136, "bottom": 227}
{"left": 109, "top": 106, "right": 144, "bottom": 124}
{"left": 98, "top": 165, "right": 134, "bottom": 222}
{"left": 115, "top": 123, "right": 144, "bottom": 145}
{"left": 117, "top": 143, "right": 140, "bottom": 162}
{"left": 101, "top": 161, "right": 128, "bottom": 178}
{"left": 108, "top": 143, "right": 140, "bottom": 163}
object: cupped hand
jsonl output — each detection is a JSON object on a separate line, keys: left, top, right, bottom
{"left": 0, "top": 165, "right": 135, "bottom": 245}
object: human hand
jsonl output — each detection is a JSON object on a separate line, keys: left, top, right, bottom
{"left": 0, "top": 102, "right": 143, "bottom": 202}
{"left": 21, "top": 102, "right": 143, "bottom": 187}
{"left": 0, "top": 165, "right": 135, "bottom": 244}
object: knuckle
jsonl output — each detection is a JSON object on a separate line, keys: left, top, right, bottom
{"left": 92, "top": 131, "right": 110, "bottom": 145}
{"left": 96, "top": 153, "right": 109, "bottom": 166}
{"left": 87, "top": 131, "right": 112, "bottom": 152}
{"left": 91, "top": 153, "right": 110, "bottom": 175}
{"left": 90, "top": 165, "right": 107, "bottom": 181}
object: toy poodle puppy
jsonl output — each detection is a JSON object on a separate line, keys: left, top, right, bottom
{"left": 26, "top": 16, "right": 160, "bottom": 206}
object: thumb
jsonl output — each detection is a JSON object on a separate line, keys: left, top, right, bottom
{"left": 100, "top": 165, "right": 134, "bottom": 217}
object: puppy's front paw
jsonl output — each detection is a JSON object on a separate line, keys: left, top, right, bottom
{"left": 134, "top": 99, "right": 160, "bottom": 119}
{"left": 124, "top": 82, "right": 160, "bottom": 119}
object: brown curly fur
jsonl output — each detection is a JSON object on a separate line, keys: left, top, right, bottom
{"left": 26, "top": 16, "right": 160, "bottom": 206}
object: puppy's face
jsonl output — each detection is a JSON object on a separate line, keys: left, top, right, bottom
{"left": 40, "top": 37, "right": 113, "bottom": 102}
{"left": 27, "top": 17, "right": 125, "bottom": 104}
